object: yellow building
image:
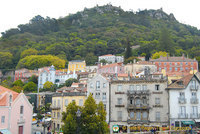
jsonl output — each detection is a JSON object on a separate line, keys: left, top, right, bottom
{"left": 51, "top": 92, "right": 87, "bottom": 131}
{"left": 68, "top": 60, "right": 86, "bottom": 72}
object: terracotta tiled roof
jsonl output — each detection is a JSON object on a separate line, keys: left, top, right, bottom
{"left": 168, "top": 74, "right": 194, "bottom": 89}
{"left": 166, "top": 72, "right": 191, "bottom": 77}
{"left": 150, "top": 56, "right": 196, "bottom": 62}
{"left": 99, "top": 54, "right": 114, "bottom": 57}
{"left": 0, "top": 86, "right": 19, "bottom": 106}
{"left": 137, "top": 61, "right": 154, "bottom": 65}
{"left": 100, "top": 63, "right": 123, "bottom": 69}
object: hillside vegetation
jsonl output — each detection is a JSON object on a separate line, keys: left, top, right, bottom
{"left": 1, "top": 4, "right": 200, "bottom": 70}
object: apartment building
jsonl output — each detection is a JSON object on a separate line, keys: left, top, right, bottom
{"left": 167, "top": 73, "right": 200, "bottom": 127}
{"left": 109, "top": 74, "right": 168, "bottom": 133}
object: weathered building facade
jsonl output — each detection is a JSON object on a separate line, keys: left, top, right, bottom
{"left": 109, "top": 74, "right": 168, "bottom": 133}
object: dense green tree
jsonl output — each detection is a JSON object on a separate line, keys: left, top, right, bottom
{"left": 65, "top": 78, "right": 78, "bottom": 87}
{"left": 11, "top": 86, "right": 24, "bottom": 93}
{"left": 0, "top": 52, "right": 13, "bottom": 69}
{"left": 85, "top": 53, "right": 98, "bottom": 65}
{"left": 12, "top": 80, "right": 24, "bottom": 87}
{"left": 23, "top": 82, "right": 37, "bottom": 92}
{"left": 124, "top": 56, "right": 140, "bottom": 64}
{"left": 20, "top": 48, "right": 38, "bottom": 58}
{"left": 16, "top": 55, "right": 65, "bottom": 70}
{"left": 159, "top": 27, "right": 174, "bottom": 53}
{"left": 28, "top": 75, "right": 38, "bottom": 84}
{"left": 124, "top": 38, "right": 132, "bottom": 59}
{"left": 152, "top": 51, "right": 168, "bottom": 59}
{"left": 62, "top": 101, "right": 79, "bottom": 134}
{"left": 99, "top": 59, "right": 108, "bottom": 65}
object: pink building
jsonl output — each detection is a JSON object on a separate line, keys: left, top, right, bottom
{"left": 15, "top": 68, "right": 38, "bottom": 83}
{"left": 97, "top": 62, "right": 125, "bottom": 74}
{"left": 0, "top": 86, "right": 33, "bottom": 134}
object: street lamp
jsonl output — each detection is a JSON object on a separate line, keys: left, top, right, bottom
{"left": 76, "top": 108, "right": 81, "bottom": 134}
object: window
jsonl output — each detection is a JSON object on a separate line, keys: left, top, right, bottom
{"left": 156, "top": 112, "right": 160, "bottom": 121}
{"left": 136, "top": 85, "right": 141, "bottom": 91}
{"left": 180, "top": 67, "right": 183, "bottom": 71}
{"left": 191, "top": 62, "right": 194, "bottom": 65}
{"left": 102, "top": 93, "right": 106, "bottom": 100}
{"left": 159, "top": 67, "right": 161, "bottom": 71}
{"left": 58, "top": 99, "right": 60, "bottom": 107}
{"left": 164, "top": 63, "right": 167, "bottom": 66}
{"left": 191, "top": 67, "right": 193, "bottom": 70}
{"left": 179, "top": 92, "right": 185, "bottom": 99}
{"left": 117, "top": 85, "right": 122, "bottom": 92}
{"left": 117, "top": 98, "right": 122, "bottom": 105}
{"left": 155, "top": 98, "right": 160, "bottom": 105}
{"left": 175, "top": 67, "right": 178, "bottom": 71}
{"left": 175, "top": 63, "right": 177, "bottom": 66}
{"left": 54, "top": 100, "right": 56, "bottom": 106}
{"left": 170, "top": 62, "right": 172, "bottom": 65}
{"left": 192, "top": 92, "right": 197, "bottom": 98}
{"left": 103, "top": 83, "right": 106, "bottom": 88}
{"left": 54, "top": 112, "right": 56, "bottom": 118}
{"left": 136, "top": 112, "right": 141, "bottom": 120}
{"left": 180, "top": 63, "right": 183, "bottom": 66}
{"left": 180, "top": 106, "right": 186, "bottom": 114}
{"left": 192, "top": 106, "right": 198, "bottom": 114}
{"left": 117, "top": 111, "right": 122, "bottom": 121}
{"left": 96, "top": 81, "right": 100, "bottom": 90}
{"left": 65, "top": 99, "right": 68, "bottom": 106}
{"left": 170, "top": 67, "right": 172, "bottom": 71}
{"left": 142, "top": 85, "right": 147, "bottom": 91}
{"left": 186, "top": 62, "right": 188, "bottom": 65}
{"left": 20, "top": 106, "right": 24, "bottom": 114}
{"left": 155, "top": 85, "right": 160, "bottom": 91}
{"left": 130, "top": 112, "right": 134, "bottom": 118}
{"left": 159, "top": 62, "right": 161, "bottom": 65}
{"left": 130, "top": 99, "right": 134, "bottom": 104}
{"left": 104, "top": 104, "right": 106, "bottom": 111}
{"left": 186, "top": 67, "right": 188, "bottom": 70}
{"left": 95, "top": 93, "right": 100, "bottom": 99}
{"left": 90, "top": 83, "right": 93, "bottom": 88}
{"left": 143, "top": 112, "right": 147, "bottom": 119}
{"left": 136, "top": 98, "right": 141, "bottom": 105}
{"left": 79, "top": 99, "right": 83, "bottom": 106}
{"left": 1, "top": 116, "right": 5, "bottom": 124}
{"left": 129, "top": 85, "right": 134, "bottom": 91}
{"left": 57, "top": 112, "right": 60, "bottom": 118}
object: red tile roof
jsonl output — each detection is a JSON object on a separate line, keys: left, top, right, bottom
{"left": 150, "top": 56, "right": 196, "bottom": 62}
{"left": 0, "top": 86, "right": 19, "bottom": 106}
{"left": 168, "top": 74, "right": 194, "bottom": 89}
{"left": 100, "top": 63, "right": 123, "bottom": 69}
{"left": 99, "top": 54, "right": 114, "bottom": 57}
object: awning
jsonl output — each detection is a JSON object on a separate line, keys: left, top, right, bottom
{"left": 0, "top": 129, "right": 11, "bottom": 134}
{"left": 182, "top": 121, "right": 195, "bottom": 125}
{"left": 195, "top": 119, "right": 200, "bottom": 122}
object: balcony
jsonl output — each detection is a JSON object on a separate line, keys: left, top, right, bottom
{"left": 178, "top": 113, "right": 188, "bottom": 119}
{"left": 190, "top": 113, "right": 200, "bottom": 118}
{"left": 127, "top": 119, "right": 149, "bottom": 124}
{"left": 127, "top": 90, "right": 149, "bottom": 95}
{"left": 127, "top": 104, "right": 150, "bottom": 110}
{"left": 51, "top": 105, "right": 61, "bottom": 110}
{"left": 190, "top": 85, "right": 199, "bottom": 91}
{"left": 190, "top": 98, "right": 199, "bottom": 104}
{"left": 178, "top": 98, "right": 187, "bottom": 104}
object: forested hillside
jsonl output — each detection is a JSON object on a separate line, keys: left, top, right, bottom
{"left": 1, "top": 4, "right": 200, "bottom": 70}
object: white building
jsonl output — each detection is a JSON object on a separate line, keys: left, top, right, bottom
{"left": 38, "top": 65, "right": 77, "bottom": 89}
{"left": 98, "top": 54, "right": 124, "bottom": 63}
{"left": 87, "top": 74, "right": 110, "bottom": 123}
{"left": 167, "top": 73, "right": 200, "bottom": 127}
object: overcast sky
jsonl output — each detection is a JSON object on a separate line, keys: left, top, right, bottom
{"left": 0, "top": 0, "right": 200, "bottom": 34}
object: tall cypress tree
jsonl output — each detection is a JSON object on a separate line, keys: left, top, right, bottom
{"left": 159, "top": 27, "right": 174, "bottom": 54}
{"left": 124, "top": 38, "right": 132, "bottom": 59}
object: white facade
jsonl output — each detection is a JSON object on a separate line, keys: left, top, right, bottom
{"left": 87, "top": 74, "right": 110, "bottom": 123}
{"left": 38, "top": 65, "right": 77, "bottom": 89}
{"left": 98, "top": 54, "right": 124, "bottom": 63}
{"left": 168, "top": 74, "right": 200, "bottom": 127}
